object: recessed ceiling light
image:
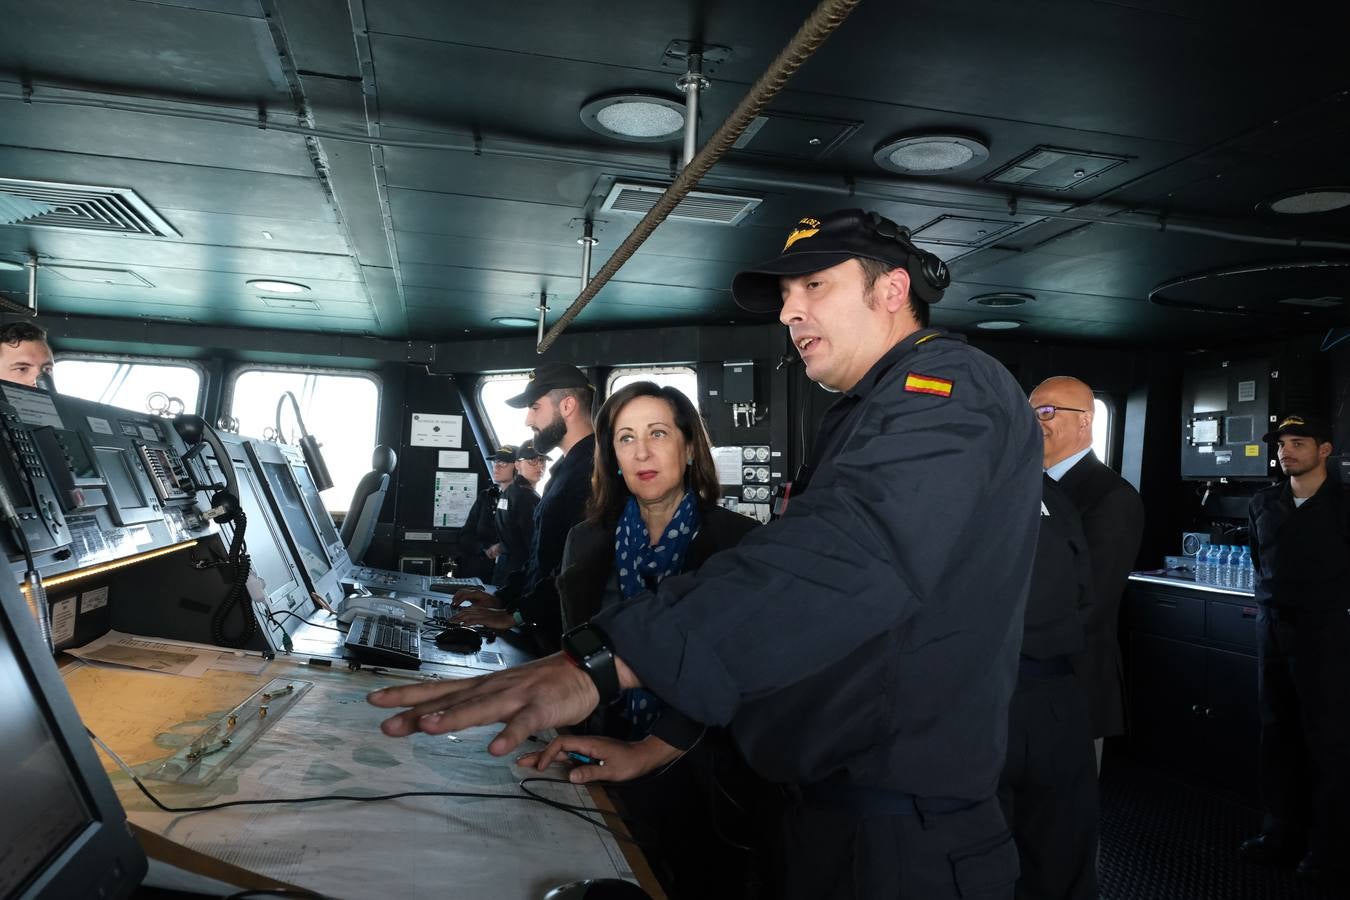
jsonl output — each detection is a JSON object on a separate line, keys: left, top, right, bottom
{"left": 874, "top": 133, "right": 990, "bottom": 175}
{"left": 1278, "top": 295, "right": 1342, "bottom": 308}
{"left": 246, "top": 278, "right": 309, "bottom": 293}
{"left": 1261, "top": 187, "right": 1350, "bottom": 214}
{"left": 971, "top": 292, "right": 1034, "bottom": 308}
{"left": 0, "top": 259, "right": 26, "bottom": 272}
{"left": 492, "top": 317, "right": 537, "bottom": 328}
{"left": 580, "top": 92, "right": 686, "bottom": 142}
{"left": 975, "top": 319, "right": 1023, "bottom": 330}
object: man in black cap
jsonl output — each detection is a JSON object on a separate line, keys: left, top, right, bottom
{"left": 453, "top": 364, "right": 595, "bottom": 650}
{"left": 490, "top": 440, "right": 543, "bottom": 587}
{"left": 372, "top": 209, "right": 1043, "bottom": 899}
{"left": 1241, "top": 414, "right": 1350, "bottom": 886}
{"left": 454, "top": 445, "right": 519, "bottom": 581}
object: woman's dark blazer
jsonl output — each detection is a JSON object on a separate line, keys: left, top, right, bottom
{"left": 555, "top": 503, "right": 758, "bottom": 748}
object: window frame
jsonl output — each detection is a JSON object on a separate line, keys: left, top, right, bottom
{"left": 52, "top": 352, "right": 207, "bottom": 415}
{"left": 223, "top": 364, "right": 382, "bottom": 441}
{"left": 604, "top": 364, "right": 699, "bottom": 401}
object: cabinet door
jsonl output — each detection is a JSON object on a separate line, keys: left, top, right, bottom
{"left": 1128, "top": 633, "right": 1206, "bottom": 772}
{"left": 1204, "top": 648, "right": 1260, "bottom": 801}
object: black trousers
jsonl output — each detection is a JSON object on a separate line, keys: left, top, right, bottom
{"left": 779, "top": 792, "right": 1017, "bottom": 899}
{"left": 1257, "top": 606, "right": 1350, "bottom": 856}
{"left": 997, "top": 672, "right": 1099, "bottom": 900}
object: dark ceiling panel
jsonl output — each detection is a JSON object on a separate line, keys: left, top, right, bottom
{"left": 0, "top": 0, "right": 290, "bottom": 102}
{"left": 0, "top": 0, "right": 1345, "bottom": 349}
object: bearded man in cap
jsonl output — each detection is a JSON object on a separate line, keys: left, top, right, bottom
{"left": 453, "top": 365, "right": 595, "bottom": 651}
{"left": 1240, "top": 414, "right": 1350, "bottom": 887}
{"left": 373, "top": 209, "right": 1043, "bottom": 899}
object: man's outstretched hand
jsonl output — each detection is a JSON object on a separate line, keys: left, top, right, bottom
{"left": 368, "top": 653, "right": 599, "bottom": 757}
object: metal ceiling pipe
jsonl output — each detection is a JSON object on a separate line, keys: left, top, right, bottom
{"left": 535, "top": 0, "right": 864, "bottom": 353}
{"left": 27, "top": 253, "right": 37, "bottom": 315}
{"left": 578, "top": 220, "right": 597, "bottom": 286}
{"left": 677, "top": 53, "right": 709, "bottom": 170}
{"left": 536, "top": 290, "right": 549, "bottom": 347}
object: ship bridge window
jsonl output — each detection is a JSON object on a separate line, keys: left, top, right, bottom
{"left": 1093, "top": 396, "right": 1111, "bottom": 466}
{"left": 478, "top": 373, "right": 555, "bottom": 496}
{"left": 226, "top": 367, "right": 380, "bottom": 513}
{"left": 606, "top": 365, "right": 699, "bottom": 408}
{"left": 53, "top": 356, "right": 203, "bottom": 415}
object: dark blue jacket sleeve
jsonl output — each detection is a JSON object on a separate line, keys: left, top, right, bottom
{"left": 593, "top": 362, "right": 1040, "bottom": 728}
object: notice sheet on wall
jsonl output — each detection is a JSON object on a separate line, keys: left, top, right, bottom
{"left": 410, "top": 413, "right": 462, "bottom": 448}
{"left": 432, "top": 471, "right": 478, "bottom": 527}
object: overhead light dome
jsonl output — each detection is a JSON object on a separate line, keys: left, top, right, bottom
{"left": 971, "top": 292, "right": 1034, "bottom": 308}
{"left": 246, "top": 278, "right": 309, "bottom": 294}
{"left": 1260, "top": 187, "right": 1350, "bottom": 215}
{"left": 491, "top": 317, "right": 537, "bottom": 328}
{"left": 975, "top": 319, "right": 1023, "bottom": 330}
{"left": 0, "top": 259, "right": 26, "bottom": 272}
{"left": 874, "top": 133, "right": 989, "bottom": 175}
{"left": 580, "top": 92, "right": 686, "bottom": 142}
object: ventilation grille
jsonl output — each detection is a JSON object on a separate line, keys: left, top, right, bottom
{"left": 601, "top": 182, "right": 760, "bottom": 225}
{"left": 0, "top": 177, "right": 179, "bottom": 237}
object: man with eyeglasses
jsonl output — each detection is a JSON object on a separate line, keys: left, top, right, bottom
{"left": 1028, "top": 376, "right": 1144, "bottom": 774}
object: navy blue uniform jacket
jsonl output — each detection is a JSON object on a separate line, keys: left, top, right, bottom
{"left": 1249, "top": 478, "right": 1350, "bottom": 610}
{"left": 593, "top": 329, "right": 1043, "bottom": 799}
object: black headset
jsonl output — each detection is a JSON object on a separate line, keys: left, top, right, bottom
{"left": 865, "top": 212, "right": 951, "bottom": 305}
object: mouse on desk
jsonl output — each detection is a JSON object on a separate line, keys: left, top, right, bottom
{"left": 433, "top": 624, "right": 483, "bottom": 654}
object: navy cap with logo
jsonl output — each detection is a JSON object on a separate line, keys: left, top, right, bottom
{"left": 1262, "top": 414, "right": 1333, "bottom": 444}
{"left": 489, "top": 445, "right": 519, "bottom": 463}
{"left": 731, "top": 208, "right": 951, "bottom": 313}
{"left": 516, "top": 439, "right": 541, "bottom": 461}
{"left": 505, "top": 364, "right": 593, "bottom": 408}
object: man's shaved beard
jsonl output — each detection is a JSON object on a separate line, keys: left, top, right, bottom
{"left": 533, "top": 417, "right": 567, "bottom": 455}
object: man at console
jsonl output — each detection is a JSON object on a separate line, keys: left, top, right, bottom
{"left": 0, "top": 320, "right": 55, "bottom": 388}
{"left": 453, "top": 365, "right": 596, "bottom": 651}
{"left": 375, "top": 209, "right": 1044, "bottom": 898}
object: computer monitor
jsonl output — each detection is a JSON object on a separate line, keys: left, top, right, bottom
{"left": 227, "top": 458, "right": 312, "bottom": 619}
{"left": 258, "top": 458, "right": 333, "bottom": 585}
{"left": 0, "top": 565, "right": 146, "bottom": 898}
{"left": 285, "top": 452, "right": 345, "bottom": 565}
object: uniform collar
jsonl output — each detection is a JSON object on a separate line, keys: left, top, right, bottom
{"left": 1046, "top": 447, "right": 1092, "bottom": 481}
{"left": 842, "top": 328, "right": 961, "bottom": 400}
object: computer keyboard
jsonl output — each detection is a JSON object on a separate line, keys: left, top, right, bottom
{"left": 343, "top": 614, "right": 423, "bottom": 668}
{"left": 428, "top": 577, "right": 485, "bottom": 594}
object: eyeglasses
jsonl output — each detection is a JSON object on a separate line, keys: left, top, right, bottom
{"left": 1033, "top": 405, "right": 1088, "bottom": 421}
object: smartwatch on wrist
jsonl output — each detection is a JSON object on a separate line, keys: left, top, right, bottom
{"left": 561, "top": 623, "right": 621, "bottom": 705}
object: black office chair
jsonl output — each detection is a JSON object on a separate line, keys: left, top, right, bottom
{"left": 341, "top": 445, "right": 397, "bottom": 564}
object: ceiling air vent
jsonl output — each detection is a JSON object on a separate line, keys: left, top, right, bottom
{"left": 600, "top": 182, "right": 761, "bottom": 225}
{"left": 0, "top": 177, "right": 179, "bottom": 237}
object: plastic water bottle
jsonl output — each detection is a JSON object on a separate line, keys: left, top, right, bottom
{"left": 1200, "top": 544, "right": 1218, "bottom": 584}
{"left": 1218, "top": 545, "right": 1235, "bottom": 588}
{"left": 1238, "top": 546, "right": 1253, "bottom": 591}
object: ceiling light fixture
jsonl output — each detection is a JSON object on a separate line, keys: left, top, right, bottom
{"left": 970, "top": 292, "right": 1034, "bottom": 308}
{"left": 246, "top": 278, "right": 310, "bottom": 293}
{"left": 580, "top": 92, "right": 686, "bottom": 142}
{"left": 492, "top": 317, "right": 537, "bottom": 328}
{"left": 975, "top": 319, "right": 1023, "bottom": 330}
{"left": 1260, "top": 187, "right": 1350, "bottom": 215}
{"left": 873, "top": 133, "right": 990, "bottom": 175}
{"left": 0, "top": 259, "right": 26, "bottom": 272}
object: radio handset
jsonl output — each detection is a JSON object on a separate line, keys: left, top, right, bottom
{"left": 173, "top": 414, "right": 239, "bottom": 523}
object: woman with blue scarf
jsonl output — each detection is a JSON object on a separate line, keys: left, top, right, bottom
{"left": 519, "top": 381, "right": 774, "bottom": 899}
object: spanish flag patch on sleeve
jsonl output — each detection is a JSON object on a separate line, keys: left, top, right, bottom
{"left": 904, "top": 372, "right": 954, "bottom": 398}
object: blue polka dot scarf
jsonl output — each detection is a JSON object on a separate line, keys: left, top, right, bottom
{"left": 613, "top": 490, "right": 700, "bottom": 733}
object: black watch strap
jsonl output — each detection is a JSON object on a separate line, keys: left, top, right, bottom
{"left": 562, "top": 623, "right": 621, "bottom": 705}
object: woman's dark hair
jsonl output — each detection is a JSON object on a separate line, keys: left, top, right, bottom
{"left": 587, "top": 381, "right": 720, "bottom": 527}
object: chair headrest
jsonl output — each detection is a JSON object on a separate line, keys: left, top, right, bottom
{"left": 371, "top": 445, "right": 397, "bottom": 475}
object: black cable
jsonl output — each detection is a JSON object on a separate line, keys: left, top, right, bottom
{"left": 86, "top": 728, "right": 642, "bottom": 845}
{"left": 199, "top": 509, "right": 257, "bottom": 649}
{"left": 268, "top": 609, "right": 343, "bottom": 633}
